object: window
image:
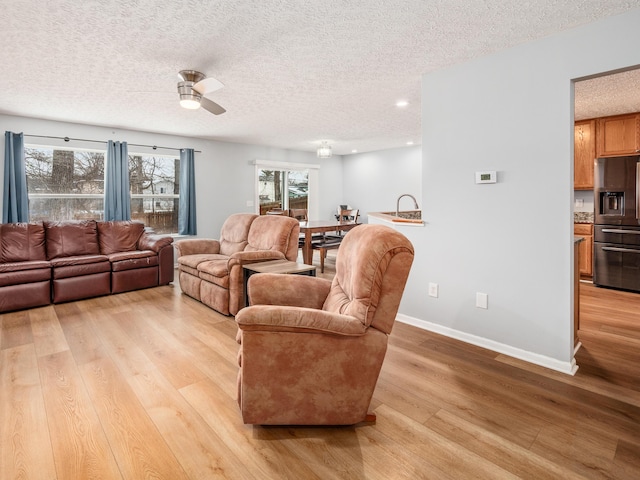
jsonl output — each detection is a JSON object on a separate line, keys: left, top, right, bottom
{"left": 25, "top": 146, "right": 182, "bottom": 234}
{"left": 25, "top": 146, "right": 105, "bottom": 222}
{"left": 254, "top": 160, "right": 320, "bottom": 218}
{"left": 129, "top": 154, "right": 180, "bottom": 234}
{"left": 258, "top": 168, "right": 309, "bottom": 214}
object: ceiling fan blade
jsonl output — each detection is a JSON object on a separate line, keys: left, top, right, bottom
{"left": 193, "top": 77, "right": 224, "bottom": 95}
{"left": 200, "top": 97, "right": 226, "bottom": 115}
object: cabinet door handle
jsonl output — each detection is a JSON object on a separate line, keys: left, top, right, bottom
{"left": 601, "top": 229, "right": 640, "bottom": 235}
{"left": 602, "top": 246, "right": 640, "bottom": 254}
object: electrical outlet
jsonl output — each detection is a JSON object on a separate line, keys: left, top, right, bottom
{"left": 428, "top": 283, "right": 438, "bottom": 298}
{"left": 476, "top": 292, "right": 488, "bottom": 309}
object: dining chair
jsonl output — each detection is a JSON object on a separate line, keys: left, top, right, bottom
{"left": 288, "top": 208, "right": 308, "bottom": 221}
{"left": 266, "top": 208, "right": 287, "bottom": 216}
{"left": 311, "top": 209, "right": 359, "bottom": 272}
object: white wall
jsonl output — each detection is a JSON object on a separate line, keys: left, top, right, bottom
{"left": 399, "top": 8, "right": 640, "bottom": 373}
{"left": 342, "top": 145, "right": 422, "bottom": 221}
{"left": 0, "top": 114, "right": 343, "bottom": 238}
{"left": 574, "top": 190, "right": 594, "bottom": 213}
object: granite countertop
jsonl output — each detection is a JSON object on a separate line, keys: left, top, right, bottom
{"left": 574, "top": 212, "right": 594, "bottom": 223}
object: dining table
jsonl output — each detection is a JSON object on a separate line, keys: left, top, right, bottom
{"left": 299, "top": 219, "right": 360, "bottom": 265}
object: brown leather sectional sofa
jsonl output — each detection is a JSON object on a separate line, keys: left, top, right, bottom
{"left": 0, "top": 220, "right": 174, "bottom": 313}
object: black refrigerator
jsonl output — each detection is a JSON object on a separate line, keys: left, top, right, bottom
{"left": 593, "top": 155, "right": 640, "bottom": 292}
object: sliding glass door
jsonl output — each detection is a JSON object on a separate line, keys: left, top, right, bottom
{"left": 258, "top": 168, "right": 308, "bottom": 215}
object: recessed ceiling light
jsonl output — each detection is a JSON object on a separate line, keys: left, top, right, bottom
{"left": 406, "top": 141, "right": 414, "bottom": 145}
{"left": 352, "top": 149, "right": 358, "bottom": 153}
{"left": 396, "top": 100, "right": 409, "bottom": 107}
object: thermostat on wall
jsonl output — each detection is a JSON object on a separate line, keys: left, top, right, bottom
{"left": 475, "top": 171, "right": 497, "bottom": 184}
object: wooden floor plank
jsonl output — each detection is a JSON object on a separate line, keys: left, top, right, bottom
{"left": 38, "top": 350, "right": 122, "bottom": 480}
{"left": 128, "top": 369, "right": 254, "bottom": 479}
{"left": 0, "top": 344, "right": 57, "bottom": 480}
{"left": 370, "top": 404, "right": 519, "bottom": 479}
{"left": 181, "top": 378, "right": 323, "bottom": 480}
{"left": 529, "top": 422, "right": 617, "bottom": 479}
{"left": 112, "top": 304, "right": 208, "bottom": 390}
{"left": 0, "top": 309, "right": 33, "bottom": 350}
{"left": 78, "top": 355, "right": 190, "bottom": 480}
{"left": 29, "top": 305, "right": 69, "bottom": 357}
{"left": 425, "top": 408, "right": 585, "bottom": 480}
{"left": 55, "top": 302, "right": 107, "bottom": 366}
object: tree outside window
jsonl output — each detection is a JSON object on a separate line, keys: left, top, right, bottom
{"left": 25, "top": 146, "right": 105, "bottom": 221}
{"left": 258, "top": 168, "right": 308, "bottom": 214}
{"left": 24, "top": 146, "right": 181, "bottom": 234}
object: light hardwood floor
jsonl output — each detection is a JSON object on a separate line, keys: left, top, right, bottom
{"left": 1, "top": 268, "right": 638, "bottom": 479}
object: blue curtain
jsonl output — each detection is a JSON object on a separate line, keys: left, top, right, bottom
{"left": 3, "top": 131, "right": 29, "bottom": 223}
{"left": 179, "top": 148, "right": 197, "bottom": 235}
{"left": 104, "top": 140, "right": 130, "bottom": 221}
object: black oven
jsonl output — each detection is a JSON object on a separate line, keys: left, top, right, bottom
{"left": 593, "top": 225, "right": 640, "bottom": 292}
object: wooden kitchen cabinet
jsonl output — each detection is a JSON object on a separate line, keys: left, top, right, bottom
{"left": 596, "top": 113, "right": 640, "bottom": 157}
{"left": 574, "top": 223, "right": 593, "bottom": 277}
{"left": 574, "top": 119, "right": 596, "bottom": 189}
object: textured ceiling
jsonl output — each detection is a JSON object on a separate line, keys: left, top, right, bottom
{"left": 1, "top": 1, "right": 639, "bottom": 155}
{"left": 575, "top": 67, "right": 640, "bottom": 121}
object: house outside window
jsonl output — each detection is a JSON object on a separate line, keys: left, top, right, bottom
{"left": 129, "top": 154, "right": 180, "bottom": 234}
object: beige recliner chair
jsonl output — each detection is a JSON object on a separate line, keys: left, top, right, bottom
{"left": 175, "top": 213, "right": 300, "bottom": 316}
{"left": 235, "top": 224, "right": 414, "bottom": 425}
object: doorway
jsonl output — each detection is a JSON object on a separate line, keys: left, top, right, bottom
{"left": 572, "top": 66, "right": 640, "bottom": 362}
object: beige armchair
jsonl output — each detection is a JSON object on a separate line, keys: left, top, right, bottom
{"left": 175, "top": 213, "right": 300, "bottom": 316}
{"left": 235, "top": 224, "right": 414, "bottom": 425}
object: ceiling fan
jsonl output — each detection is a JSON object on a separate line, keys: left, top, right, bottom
{"left": 177, "top": 70, "right": 226, "bottom": 115}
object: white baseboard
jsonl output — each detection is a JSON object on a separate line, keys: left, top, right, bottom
{"left": 396, "top": 313, "right": 578, "bottom": 376}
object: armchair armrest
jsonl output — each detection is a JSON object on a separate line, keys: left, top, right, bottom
{"left": 236, "top": 305, "right": 366, "bottom": 336}
{"left": 228, "top": 250, "right": 286, "bottom": 267}
{"left": 138, "top": 234, "right": 173, "bottom": 253}
{"left": 174, "top": 238, "right": 221, "bottom": 257}
{"left": 247, "top": 273, "right": 332, "bottom": 309}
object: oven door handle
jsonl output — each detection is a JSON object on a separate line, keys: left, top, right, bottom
{"left": 602, "top": 246, "right": 640, "bottom": 254}
{"left": 601, "top": 229, "right": 640, "bottom": 235}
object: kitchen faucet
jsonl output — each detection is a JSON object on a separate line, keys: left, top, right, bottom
{"left": 396, "top": 194, "right": 419, "bottom": 216}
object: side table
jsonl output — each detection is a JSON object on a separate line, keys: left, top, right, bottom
{"left": 242, "top": 259, "right": 316, "bottom": 307}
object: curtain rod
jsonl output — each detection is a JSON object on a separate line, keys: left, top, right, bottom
{"left": 22, "top": 134, "right": 201, "bottom": 153}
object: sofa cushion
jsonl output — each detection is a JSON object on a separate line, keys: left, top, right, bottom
{"left": 197, "top": 258, "right": 230, "bottom": 278}
{"left": 45, "top": 220, "right": 100, "bottom": 259}
{"left": 49, "top": 255, "right": 109, "bottom": 267}
{"left": 0, "top": 222, "right": 47, "bottom": 262}
{"left": 107, "top": 250, "right": 156, "bottom": 262}
{"left": 0, "top": 267, "right": 51, "bottom": 287}
{"left": 51, "top": 260, "right": 111, "bottom": 280}
{"left": 197, "top": 258, "right": 231, "bottom": 288}
{"left": 178, "top": 253, "right": 223, "bottom": 270}
{"left": 109, "top": 251, "right": 159, "bottom": 272}
{"left": 219, "top": 213, "right": 257, "bottom": 256}
{"left": 97, "top": 221, "right": 145, "bottom": 255}
{"left": 0, "top": 260, "right": 51, "bottom": 273}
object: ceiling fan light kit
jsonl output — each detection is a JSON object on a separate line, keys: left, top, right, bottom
{"left": 177, "top": 69, "right": 226, "bottom": 115}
